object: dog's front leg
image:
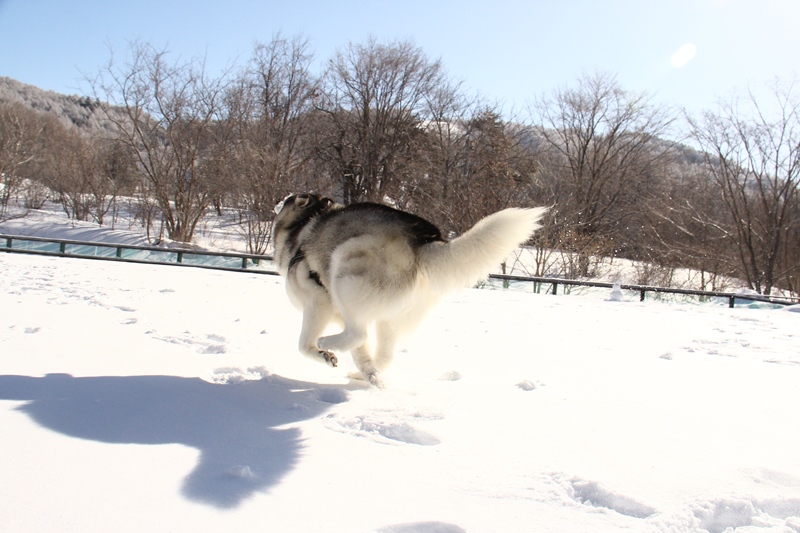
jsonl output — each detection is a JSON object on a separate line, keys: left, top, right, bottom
{"left": 298, "top": 303, "right": 338, "bottom": 367}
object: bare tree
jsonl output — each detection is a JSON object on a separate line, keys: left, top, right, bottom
{"left": 43, "top": 133, "right": 134, "bottom": 225}
{"left": 784, "top": 200, "right": 800, "bottom": 293}
{"left": 316, "top": 37, "right": 445, "bottom": 203}
{"left": 91, "top": 42, "right": 231, "bottom": 242}
{"left": 411, "top": 79, "right": 473, "bottom": 224}
{"left": 645, "top": 153, "right": 732, "bottom": 290}
{"left": 41, "top": 129, "right": 93, "bottom": 221}
{"left": 0, "top": 103, "right": 46, "bottom": 217}
{"left": 419, "top": 107, "right": 540, "bottom": 233}
{"left": 531, "top": 72, "right": 675, "bottom": 276}
{"left": 688, "top": 79, "right": 800, "bottom": 294}
{"left": 223, "top": 34, "right": 319, "bottom": 253}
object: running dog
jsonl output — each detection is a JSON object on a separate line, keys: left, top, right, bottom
{"left": 272, "top": 193, "right": 547, "bottom": 386}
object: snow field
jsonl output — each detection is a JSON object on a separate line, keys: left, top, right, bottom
{"left": 1, "top": 251, "right": 799, "bottom": 532}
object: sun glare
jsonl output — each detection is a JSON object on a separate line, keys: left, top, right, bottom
{"left": 670, "top": 42, "right": 697, "bottom": 68}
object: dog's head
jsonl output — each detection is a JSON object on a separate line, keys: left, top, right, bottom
{"left": 274, "top": 193, "right": 333, "bottom": 215}
{"left": 273, "top": 193, "right": 335, "bottom": 236}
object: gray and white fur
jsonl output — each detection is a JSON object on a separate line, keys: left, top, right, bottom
{"left": 272, "top": 193, "right": 547, "bottom": 386}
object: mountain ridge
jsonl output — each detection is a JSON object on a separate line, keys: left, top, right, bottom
{"left": 0, "top": 76, "right": 121, "bottom": 136}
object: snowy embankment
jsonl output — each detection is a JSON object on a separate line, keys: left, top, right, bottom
{"left": 1, "top": 209, "right": 800, "bottom": 532}
{"left": 0, "top": 207, "right": 157, "bottom": 248}
{"left": 0, "top": 203, "right": 757, "bottom": 293}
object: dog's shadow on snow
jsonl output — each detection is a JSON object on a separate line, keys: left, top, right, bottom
{"left": 0, "top": 369, "right": 360, "bottom": 509}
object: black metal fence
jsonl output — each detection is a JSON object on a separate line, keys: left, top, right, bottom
{"left": 485, "top": 274, "right": 798, "bottom": 308}
{"left": 2, "top": 233, "right": 797, "bottom": 308}
{"left": 0, "top": 233, "right": 276, "bottom": 274}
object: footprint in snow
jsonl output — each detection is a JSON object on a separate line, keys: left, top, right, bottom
{"left": 208, "top": 366, "right": 272, "bottom": 384}
{"left": 379, "top": 522, "right": 466, "bottom": 533}
{"left": 150, "top": 332, "right": 227, "bottom": 354}
{"left": 570, "top": 478, "right": 656, "bottom": 519}
{"left": 199, "top": 343, "right": 227, "bottom": 355}
{"left": 325, "top": 414, "right": 440, "bottom": 446}
{"left": 207, "top": 368, "right": 350, "bottom": 406}
{"left": 199, "top": 334, "right": 228, "bottom": 354}
{"left": 516, "top": 379, "right": 544, "bottom": 391}
{"left": 438, "top": 370, "right": 462, "bottom": 382}
{"left": 691, "top": 496, "right": 800, "bottom": 532}
{"left": 314, "top": 388, "right": 349, "bottom": 404}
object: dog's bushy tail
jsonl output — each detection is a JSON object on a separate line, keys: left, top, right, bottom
{"left": 418, "top": 207, "right": 548, "bottom": 295}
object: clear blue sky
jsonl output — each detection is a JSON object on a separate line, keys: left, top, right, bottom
{"left": 1, "top": 0, "right": 798, "bottom": 116}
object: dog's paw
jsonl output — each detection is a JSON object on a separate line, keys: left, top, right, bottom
{"left": 365, "top": 370, "right": 383, "bottom": 388}
{"left": 320, "top": 350, "right": 338, "bottom": 367}
{"left": 347, "top": 370, "right": 383, "bottom": 388}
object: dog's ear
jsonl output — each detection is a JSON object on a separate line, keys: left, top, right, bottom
{"left": 295, "top": 193, "right": 312, "bottom": 209}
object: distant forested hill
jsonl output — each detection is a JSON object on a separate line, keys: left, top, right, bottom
{"left": 0, "top": 76, "right": 121, "bottom": 136}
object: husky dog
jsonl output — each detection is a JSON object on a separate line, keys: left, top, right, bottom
{"left": 272, "top": 193, "right": 547, "bottom": 386}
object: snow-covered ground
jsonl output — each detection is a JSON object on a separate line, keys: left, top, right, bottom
{"left": 1, "top": 207, "right": 800, "bottom": 532}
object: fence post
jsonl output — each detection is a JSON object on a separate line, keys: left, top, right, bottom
{"left": 177, "top": 252, "right": 183, "bottom": 263}
{"left": 59, "top": 242, "right": 67, "bottom": 254}
{"left": 729, "top": 296, "right": 735, "bottom": 308}
{"left": 640, "top": 289, "right": 646, "bottom": 302}
{"left": 552, "top": 282, "right": 558, "bottom": 295}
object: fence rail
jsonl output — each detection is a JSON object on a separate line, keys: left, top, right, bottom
{"left": 0, "top": 233, "right": 277, "bottom": 275}
{"left": 487, "top": 274, "right": 798, "bottom": 308}
{"left": 2, "top": 233, "right": 797, "bottom": 308}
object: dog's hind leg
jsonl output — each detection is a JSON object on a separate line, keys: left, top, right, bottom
{"left": 373, "top": 321, "right": 399, "bottom": 372}
{"left": 348, "top": 344, "right": 382, "bottom": 387}
{"left": 319, "top": 234, "right": 411, "bottom": 373}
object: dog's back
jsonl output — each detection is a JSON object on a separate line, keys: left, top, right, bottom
{"left": 319, "top": 203, "right": 444, "bottom": 247}
{"left": 302, "top": 203, "right": 444, "bottom": 289}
